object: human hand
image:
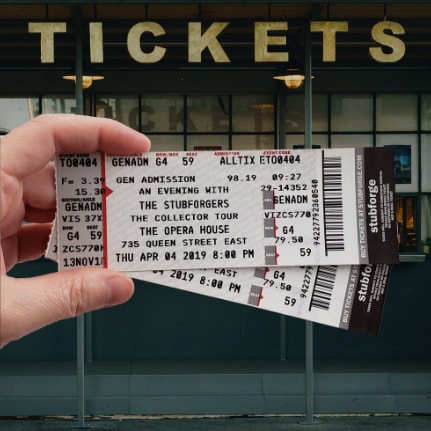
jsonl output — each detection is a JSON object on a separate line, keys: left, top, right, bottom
{"left": 0, "top": 114, "right": 151, "bottom": 348}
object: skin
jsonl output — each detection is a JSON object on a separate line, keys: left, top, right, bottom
{"left": 0, "top": 114, "right": 151, "bottom": 348}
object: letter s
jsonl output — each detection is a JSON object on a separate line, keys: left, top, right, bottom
{"left": 369, "top": 21, "right": 405, "bottom": 63}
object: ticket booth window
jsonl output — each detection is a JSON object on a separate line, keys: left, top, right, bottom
{"left": 396, "top": 196, "right": 418, "bottom": 252}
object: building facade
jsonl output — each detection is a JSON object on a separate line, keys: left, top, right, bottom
{"left": 1, "top": 1, "right": 430, "bottom": 418}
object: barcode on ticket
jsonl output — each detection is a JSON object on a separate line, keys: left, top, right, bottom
{"left": 55, "top": 148, "right": 398, "bottom": 271}
{"left": 47, "top": 217, "right": 392, "bottom": 335}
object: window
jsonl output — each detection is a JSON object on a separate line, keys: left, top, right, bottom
{"left": 95, "top": 95, "right": 139, "bottom": 130}
{"left": 284, "top": 92, "right": 430, "bottom": 255}
{"left": 285, "top": 93, "right": 328, "bottom": 134}
{"left": 0, "top": 97, "right": 39, "bottom": 132}
{"left": 232, "top": 94, "right": 274, "bottom": 133}
{"left": 42, "top": 95, "right": 75, "bottom": 114}
{"left": 376, "top": 94, "right": 418, "bottom": 131}
{"left": 93, "top": 94, "right": 276, "bottom": 152}
{"left": 331, "top": 94, "right": 373, "bottom": 132}
{"left": 9, "top": 90, "right": 425, "bottom": 256}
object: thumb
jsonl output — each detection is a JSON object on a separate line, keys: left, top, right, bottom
{"left": 0, "top": 268, "right": 134, "bottom": 348}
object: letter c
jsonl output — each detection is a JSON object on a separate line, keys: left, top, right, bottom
{"left": 127, "top": 22, "right": 166, "bottom": 63}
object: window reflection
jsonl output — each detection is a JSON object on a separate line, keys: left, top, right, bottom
{"left": 43, "top": 95, "right": 75, "bottom": 114}
{"left": 95, "top": 96, "right": 138, "bottom": 130}
{"left": 232, "top": 95, "right": 274, "bottom": 133}
{"left": 0, "top": 98, "right": 39, "bottom": 133}
{"left": 148, "top": 135, "right": 184, "bottom": 152}
{"left": 286, "top": 94, "right": 328, "bottom": 132}
{"left": 187, "top": 135, "right": 229, "bottom": 152}
{"left": 232, "top": 134, "right": 273, "bottom": 150}
{"left": 141, "top": 95, "right": 184, "bottom": 132}
{"left": 187, "top": 95, "right": 229, "bottom": 132}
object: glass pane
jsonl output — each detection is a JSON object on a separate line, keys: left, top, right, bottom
{"left": 286, "top": 94, "right": 304, "bottom": 132}
{"left": 421, "top": 94, "right": 431, "bottom": 130}
{"left": 286, "top": 94, "right": 328, "bottom": 132}
{"left": 285, "top": 134, "right": 328, "bottom": 149}
{"left": 0, "top": 98, "right": 39, "bottom": 132}
{"left": 232, "top": 95, "right": 274, "bottom": 132}
{"left": 331, "top": 94, "right": 373, "bottom": 132}
{"left": 421, "top": 135, "right": 431, "bottom": 192}
{"left": 148, "top": 135, "right": 184, "bottom": 152}
{"left": 421, "top": 195, "right": 431, "bottom": 256}
{"left": 141, "top": 95, "right": 184, "bottom": 132}
{"left": 95, "top": 96, "right": 139, "bottom": 130}
{"left": 313, "top": 95, "right": 329, "bottom": 132}
{"left": 331, "top": 134, "right": 373, "bottom": 148}
{"left": 376, "top": 94, "right": 418, "bottom": 131}
{"left": 376, "top": 134, "right": 418, "bottom": 193}
{"left": 187, "top": 95, "right": 229, "bottom": 132}
{"left": 42, "top": 95, "right": 75, "bottom": 114}
{"left": 187, "top": 135, "right": 229, "bottom": 151}
{"left": 395, "top": 196, "right": 418, "bottom": 252}
{"left": 232, "top": 135, "right": 274, "bottom": 150}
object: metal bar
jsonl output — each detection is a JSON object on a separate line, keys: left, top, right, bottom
{"left": 304, "top": 321, "right": 316, "bottom": 424}
{"left": 76, "top": 315, "right": 85, "bottom": 427}
{"left": 73, "top": 6, "right": 86, "bottom": 429}
{"left": 280, "top": 316, "right": 286, "bottom": 361}
{"left": 1, "top": 0, "right": 429, "bottom": 4}
{"left": 86, "top": 313, "right": 93, "bottom": 363}
{"left": 276, "top": 90, "right": 286, "bottom": 150}
{"left": 302, "top": 24, "right": 317, "bottom": 426}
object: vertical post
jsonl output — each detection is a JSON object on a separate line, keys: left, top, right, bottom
{"left": 86, "top": 313, "right": 93, "bottom": 363}
{"left": 277, "top": 90, "right": 286, "bottom": 149}
{"left": 277, "top": 89, "right": 288, "bottom": 362}
{"left": 74, "top": 7, "right": 83, "bottom": 116}
{"left": 304, "top": 321, "right": 315, "bottom": 424}
{"left": 302, "top": 24, "right": 317, "bottom": 425}
{"left": 73, "top": 6, "right": 86, "bottom": 429}
{"left": 280, "top": 316, "right": 287, "bottom": 361}
{"left": 76, "top": 316, "right": 85, "bottom": 427}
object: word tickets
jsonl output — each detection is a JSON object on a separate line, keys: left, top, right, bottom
{"left": 56, "top": 147, "right": 398, "bottom": 272}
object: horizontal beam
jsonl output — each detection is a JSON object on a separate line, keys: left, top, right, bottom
{"left": 0, "top": 0, "right": 431, "bottom": 4}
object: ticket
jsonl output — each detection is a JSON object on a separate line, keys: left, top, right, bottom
{"left": 47, "top": 220, "right": 391, "bottom": 336}
{"left": 132, "top": 264, "right": 391, "bottom": 336}
{"left": 56, "top": 148, "right": 398, "bottom": 271}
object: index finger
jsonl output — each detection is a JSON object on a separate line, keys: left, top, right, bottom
{"left": 0, "top": 114, "right": 151, "bottom": 179}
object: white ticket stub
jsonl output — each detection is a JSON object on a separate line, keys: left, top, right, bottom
{"left": 56, "top": 148, "right": 398, "bottom": 271}
{"left": 132, "top": 264, "right": 391, "bottom": 336}
{"left": 47, "top": 220, "right": 391, "bottom": 336}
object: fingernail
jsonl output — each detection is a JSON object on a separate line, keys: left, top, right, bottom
{"left": 105, "top": 275, "right": 134, "bottom": 306}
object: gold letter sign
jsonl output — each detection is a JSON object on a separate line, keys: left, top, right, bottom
{"left": 28, "top": 22, "right": 67, "bottom": 63}
{"left": 188, "top": 22, "right": 230, "bottom": 63}
{"left": 369, "top": 21, "right": 405, "bottom": 63}
{"left": 254, "top": 22, "right": 289, "bottom": 62}
{"left": 310, "top": 21, "right": 348, "bottom": 62}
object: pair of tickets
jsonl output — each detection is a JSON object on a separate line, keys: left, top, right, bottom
{"left": 50, "top": 147, "right": 399, "bottom": 336}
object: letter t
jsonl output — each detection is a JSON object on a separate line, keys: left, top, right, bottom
{"left": 28, "top": 22, "right": 67, "bottom": 63}
{"left": 310, "top": 21, "right": 348, "bottom": 62}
